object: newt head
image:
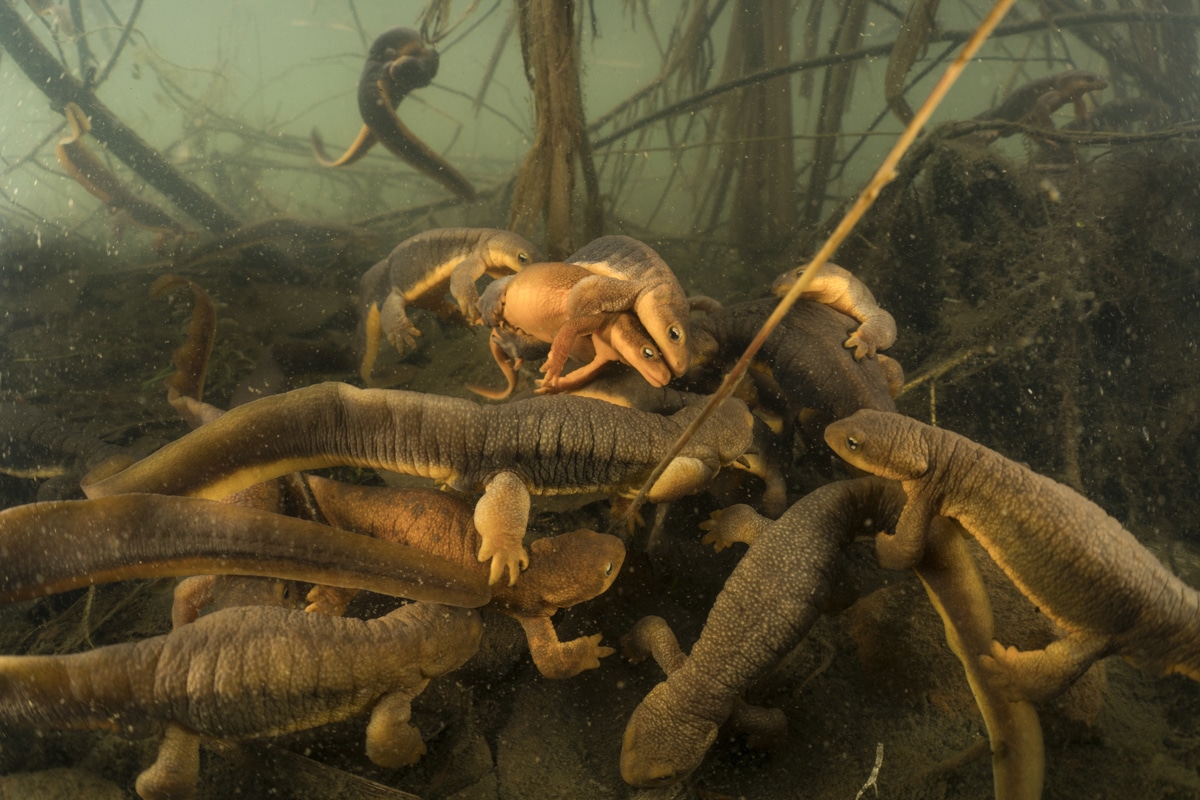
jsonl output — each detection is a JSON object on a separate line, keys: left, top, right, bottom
{"left": 606, "top": 316, "right": 672, "bottom": 388}
{"left": 620, "top": 683, "right": 717, "bottom": 787}
{"left": 639, "top": 284, "right": 691, "bottom": 377}
{"left": 769, "top": 264, "right": 804, "bottom": 296}
{"left": 369, "top": 27, "right": 434, "bottom": 69}
{"left": 525, "top": 529, "right": 625, "bottom": 607}
{"left": 824, "top": 409, "right": 930, "bottom": 480}
{"left": 365, "top": 28, "right": 439, "bottom": 103}
{"left": 61, "top": 101, "right": 90, "bottom": 140}
{"left": 483, "top": 230, "right": 542, "bottom": 274}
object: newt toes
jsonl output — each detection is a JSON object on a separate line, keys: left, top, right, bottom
{"left": 770, "top": 262, "right": 897, "bottom": 360}
{"left": 357, "top": 227, "right": 539, "bottom": 380}
{"left": 311, "top": 27, "right": 475, "bottom": 200}
{"left": 537, "top": 312, "right": 671, "bottom": 394}
{"left": 824, "top": 410, "right": 1200, "bottom": 701}
{"left": 302, "top": 478, "right": 625, "bottom": 678}
{"left": 564, "top": 236, "right": 692, "bottom": 377}
{"left": 621, "top": 478, "right": 904, "bottom": 786}
{"left": 0, "top": 603, "right": 481, "bottom": 799}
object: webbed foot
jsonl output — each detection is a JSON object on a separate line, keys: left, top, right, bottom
{"left": 305, "top": 584, "right": 356, "bottom": 616}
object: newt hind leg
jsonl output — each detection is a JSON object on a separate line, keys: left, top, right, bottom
{"left": 980, "top": 631, "right": 1111, "bottom": 704}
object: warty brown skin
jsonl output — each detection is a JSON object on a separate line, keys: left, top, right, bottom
{"left": 689, "top": 298, "right": 899, "bottom": 419}
{"left": 357, "top": 227, "right": 540, "bottom": 380}
{"left": 0, "top": 493, "right": 489, "bottom": 608}
{"left": 0, "top": 602, "right": 481, "bottom": 800}
{"left": 303, "top": 477, "right": 626, "bottom": 678}
{"left": 620, "top": 478, "right": 905, "bottom": 787}
{"left": 83, "top": 382, "right": 753, "bottom": 586}
{"left": 825, "top": 409, "right": 1200, "bottom": 701}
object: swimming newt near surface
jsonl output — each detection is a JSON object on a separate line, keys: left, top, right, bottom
{"left": 55, "top": 102, "right": 190, "bottom": 239}
{"left": 824, "top": 409, "right": 1200, "bottom": 703}
{"left": 973, "top": 69, "right": 1108, "bottom": 136}
{"left": 311, "top": 27, "right": 476, "bottom": 200}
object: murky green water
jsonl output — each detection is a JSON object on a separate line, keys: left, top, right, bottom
{"left": 2, "top": 1, "right": 1200, "bottom": 798}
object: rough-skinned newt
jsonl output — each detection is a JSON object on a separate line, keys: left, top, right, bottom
{"left": 974, "top": 69, "right": 1108, "bottom": 136}
{"left": 357, "top": 227, "right": 540, "bottom": 381}
{"left": 619, "top": 478, "right": 905, "bottom": 787}
{"left": 477, "top": 260, "right": 671, "bottom": 395}
{"left": 556, "top": 235, "right": 692, "bottom": 378}
{"left": 311, "top": 27, "right": 476, "bottom": 200}
{"left": 689, "top": 298, "right": 899, "bottom": 419}
{"left": 55, "top": 102, "right": 190, "bottom": 239}
{"left": 769, "top": 262, "right": 898, "bottom": 360}
{"left": 824, "top": 409, "right": 1200, "bottom": 702}
{"left": 303, "top": 478, "right": 625, "bottom": 678}
{"left": 0, "top": 493, "right": 489, "bottom": 608}
{"left": 623, "top": 475, "right": 1044, "bottom": 796}
{"left": 0, "top": 602, "right": 481, "bottom": 800}
{"left": 83, "top": 383, "right": 754, "bottom": 587}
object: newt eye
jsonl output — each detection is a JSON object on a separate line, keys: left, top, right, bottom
{"left": 845, "top": 436, "right": 861, "bottom": 452}
{"left": 641, "top": 347, "right": 656, "bottom": 360}
{"left": 517, "top": 252, "right": 530, "bottom": 264}
{"left": 668, "top": 325, "right": 683, "bottom": 342}
{"left": 604, "top": 561, "right": 614, "bottom": 577}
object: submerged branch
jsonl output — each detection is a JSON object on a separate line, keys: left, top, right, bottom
{"left": 0, "top": 0, "right": 243, "bottom": 234}
{"left": 593, "top": 8, "right": 1200, "bottom": 150}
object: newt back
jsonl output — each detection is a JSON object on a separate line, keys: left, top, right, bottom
{"left": 825, "top": 409, "right": 1200, "bottom": 681}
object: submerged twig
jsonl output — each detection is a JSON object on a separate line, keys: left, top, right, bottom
{"left": 0, "top": 0, "right": 243, "bottom": 233}
{"left": 593, "top": 8, "right": 1200, "bottom": 150}
{"left": 472, "top": 6, "right": 514, "bottom": 115}
{"left": 92, "top": 0, "right": 143, "bottom": 87}
{"left": 614, "top": 0, "right": 1022, "bottom": 530}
